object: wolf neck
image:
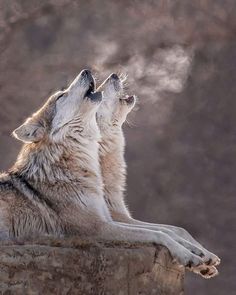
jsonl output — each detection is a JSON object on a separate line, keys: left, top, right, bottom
{"left": 11, "top": 136, "right": 103, "bottom": 194}
{"left": 99, "top": 127, "right": 130, "bottom": 216}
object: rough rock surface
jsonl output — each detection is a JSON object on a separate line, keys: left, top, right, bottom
{"left": 0, "top": 238, "right": 184, "bottom": 295}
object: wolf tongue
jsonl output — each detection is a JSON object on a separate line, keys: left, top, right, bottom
{"left": 87, "top": 91, "right": 102, "bottom": 101}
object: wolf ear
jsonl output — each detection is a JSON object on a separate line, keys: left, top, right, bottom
{"left": 13, "top": 119, "right": 45, "bottom": 143}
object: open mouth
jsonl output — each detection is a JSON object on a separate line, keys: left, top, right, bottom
{"left": 87, "top": 91, "right": 103, "bottom": 102}
{"left": 85, "top": 80, "right": 102, "bottom": 102}
{"left": 85, "top": 80, "right": 95, "bottom": 97}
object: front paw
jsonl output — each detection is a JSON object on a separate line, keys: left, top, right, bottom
{"left": 191, "top": 245, "right": 221, "bottom": 267}
{"left": 203, "top": 251, "right": 221, "bottom": 266}
{"left": 171, "top": 246, "right": 204, "bottom": 269}
{"left": 190, "top": 265, "right": 219, "bottom": 279}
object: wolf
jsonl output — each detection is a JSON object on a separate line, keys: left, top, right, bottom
{"left": 96, "top": 73, "right": 220, "bottom": 278}
{"left": 0, "top": 69, "right": 215, "bottom": 277}
{"left": 0, "top": 69, "right": 110, "bottom": 239}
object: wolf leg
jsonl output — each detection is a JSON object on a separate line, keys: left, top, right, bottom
{"left": 117, "top": 220, "right": 220, "bottom": 267}
{"left": 97, "top": 74, "right": 220, "bottom": 275}
{"left": 96, "top": 220, "right": 218, "bottom": 278}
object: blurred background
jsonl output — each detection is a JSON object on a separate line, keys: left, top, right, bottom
{"left": 0, "top": 0, "right": 235, "bottom": 294}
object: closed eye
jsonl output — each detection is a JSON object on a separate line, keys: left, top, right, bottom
{"left": 56, "top": 93, "right": 65, "bottom": 101}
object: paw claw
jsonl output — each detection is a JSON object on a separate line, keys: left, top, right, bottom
{"left": 205, "top": 255, "right": 221, "bottom": 266}
{"left": 186, "top": 261, "right": 193, "bottom": 268}
{"left": 205, "top": 258, "right": 212, "bottom": 265}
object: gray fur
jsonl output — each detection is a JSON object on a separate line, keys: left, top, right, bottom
{"left": 0, "top": 69, "right": 220, "bottom": 278}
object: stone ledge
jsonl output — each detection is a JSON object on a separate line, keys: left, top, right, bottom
{"left": 0, "top": 238, "right": 184, "bottom": 295}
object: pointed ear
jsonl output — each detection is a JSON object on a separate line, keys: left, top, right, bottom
{"left": 13, "top": 119, "right": 45, "bottom": 143}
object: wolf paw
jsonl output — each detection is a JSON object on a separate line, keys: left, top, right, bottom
{"left": 190, "top": 264, "right": 219, "bottom": 279}
{"left": 167, "top": 231, "right": 221, "bottom": 267}
{"left": 178, "top": 239, "right": 221, "bottom": 267}
{"left": 171, "top": 246, "right": 204, "bottom": 268}
{"left": 175, "top": 238, "right": 205, "bottom": 258}
{"left": 202, "top": 251, "right": 221, "bottom": 266}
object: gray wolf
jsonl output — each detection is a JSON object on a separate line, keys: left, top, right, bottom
{"left": 0, "top": 69, "right": 219, "bottom": 278}
{"left": 97, "top": 73, "right": 220, "bottom": 278}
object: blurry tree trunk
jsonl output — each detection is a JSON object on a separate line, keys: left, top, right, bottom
{"left": 0, "top": 238, "right": 184, "bottom": 295}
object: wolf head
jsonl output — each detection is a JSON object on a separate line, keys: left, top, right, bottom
{"left": 13, "top": 69, "right": 102, "bottom": 144}
{"left": 97, "top": 73, "right": 136, "bottom": 130}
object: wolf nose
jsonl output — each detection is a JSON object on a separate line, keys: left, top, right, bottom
{"left": 110, "top": 73, "right": 119, "bottom": 80}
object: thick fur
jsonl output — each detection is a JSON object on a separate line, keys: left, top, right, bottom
{"left": 0, "top": 70, "right": 218, "bottom": 276}
{"left": 0, "top": 70, "right": 111, "bottom": 239}
{"left": 97, "top": 73, "right": 220, "bottom": 278}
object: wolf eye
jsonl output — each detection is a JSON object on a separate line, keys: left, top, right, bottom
{"left": 56, "top": 93, "right": 65, "bottom": 101}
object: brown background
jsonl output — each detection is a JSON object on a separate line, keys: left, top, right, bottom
{"left": 0, "top": 1, "right": 235, "bottom": 294}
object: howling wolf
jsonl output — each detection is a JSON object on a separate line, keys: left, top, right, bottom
{"left": 0, "top": 69, "right": 109, "bottom": 239}
{"left": 0, "top": 69, "right": 219, "bottom": 278}
{"left": 96, "top": 73, "right": 220, "bottom": 278}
